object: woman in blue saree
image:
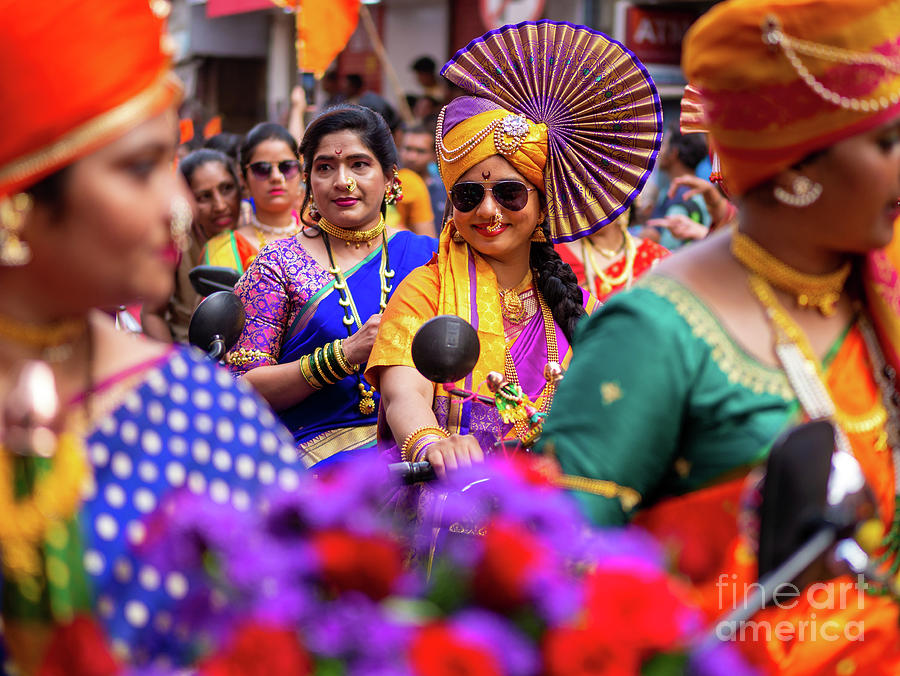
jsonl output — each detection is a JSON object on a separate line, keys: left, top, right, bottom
{"left": 228, "top": 105, "right": 436, "bottom": 468}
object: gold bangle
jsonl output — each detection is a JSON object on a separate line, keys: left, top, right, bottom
{"left": 310, "top": 347, "right": 336, "bottom": 385}
{"left": 400, "top": 425, "right": 450, "bottom": 462}
{"left": 320, "top": 341, "right": 344, "bottom": 382}
{"left": 409, "top": 434, "right": 443, "bottom": 463}
{"left": 333, "top": 339, "right": 358, "bottom": 375}
{"left": 299, "top": 354, "right": 323, "bottom": 389}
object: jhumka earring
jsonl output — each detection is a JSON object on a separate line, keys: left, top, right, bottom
{"left": 530, "top": 226, "right": 548, "bottom": 243}
{"left": 448, "top": 218, "right": 465, "bottom": 243}
{"left": 308, "top": 197, "right": 321, "bottom": 222}
{"left": 773, "top": 175, "right": 822, "bottom": 208}
{"left": 0, "top": 193, "right": 33, "bottom": 266}
{"left": 169, "top": 194, "right": 192, "bottom": 252}
{"left": 385, "top": 168, "right": 403, "bottom": 205}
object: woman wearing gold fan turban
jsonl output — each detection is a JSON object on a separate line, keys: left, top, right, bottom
{"left": 542, "top": 0, "right": 900, "bottom": 672}
{"left": 365, "top": 21, "right": 661, "bottom": 474}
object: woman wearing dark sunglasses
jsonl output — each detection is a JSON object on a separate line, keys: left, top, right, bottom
{"left": 227, "top": 106, "right": 437, "bottom": 467}
{"left": 202, "top": 123, "right": 303, "bottom": 274}
{"left": 364, "top": 21, "right": 660, "bottom": 481}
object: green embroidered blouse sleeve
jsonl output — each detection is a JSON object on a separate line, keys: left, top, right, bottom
{"left": 541, "top": 275, "right": 798, "bottom": 527}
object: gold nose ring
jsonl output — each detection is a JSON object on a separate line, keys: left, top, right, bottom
{"left": 488, "top": 210, "right": 503, "bottom": 232}
{"left": 346, "top": 177, "right": 357, "bottom": 193}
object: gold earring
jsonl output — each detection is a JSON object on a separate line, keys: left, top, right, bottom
{"left": 0, "top": 193, "right": 33, "bottom": 266}
{"left": 448, "top": 218, "right": 465, "bottom": 243}
{"left": 530, "top": 227, "right": 547, "bottom": 243}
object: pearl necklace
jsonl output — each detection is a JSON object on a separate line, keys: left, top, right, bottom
{"left": 251, "top": 212, "right": 300, "bottom": 237}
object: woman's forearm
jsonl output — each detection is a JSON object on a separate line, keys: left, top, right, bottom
{"left": 241, "top": 361, "right": 318, "bottom": 411}
{"left": 379, "top": 366, "right": 441, "bottom": 446}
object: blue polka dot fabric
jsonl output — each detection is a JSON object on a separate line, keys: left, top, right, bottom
{"left": 61, "top": 347, "right": 301, "bottom": 667}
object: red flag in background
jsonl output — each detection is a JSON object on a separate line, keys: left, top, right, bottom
{"left": 272, "top": 0, "right": 361, "bottom": 77}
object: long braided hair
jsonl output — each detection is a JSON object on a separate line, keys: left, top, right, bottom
{"left": 530, "top": 220, "right": 585, "bottom": 344}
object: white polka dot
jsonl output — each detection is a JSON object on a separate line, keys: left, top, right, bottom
{"left": 83, "top": 550, "right": 105, "bottom": 575}
{"left": 165, "top": 461, "right": 186, "bottom": 486}
{"left": 170, "top": 383, "right": 188, "bottom": 404}
{"left": 141, "top": 429, "right": 162, "bottom": 456}
{"left": 154, "top": 611, "right": 173, "bottom": 632}
{"left": 138, "top": 460, "right": 159, "bottom": 483}
{"left": 218, "top": 391, "right": 237, "bottom": 411}
{"left": 278, "top": 468, "right": 300, "bottom": 491}
{"left": 192, "top": 439, "right": 211, "bottom": 464}
{"left": 258, "top": 462, "right": 275, "bottom": 484}
{"left": 188, "top": 471, "right": 207, "bottom": 494}
{"left": 104, "top": 484, "right": 126, "bottom": 509}
{"left": 120, "top": 421, "right": 139, "bottom": 445}
{"left": 138, "top": 565, "right": 161, "bottom": 591}
{"left": 97, "top": 594, "right": 115, "bottom": 618}
{"left": 170, "top": 355, "right": 189, "bottom": 379}
{"left": 260, "top": 432, "right": 279, "bottom": 455}
{"left": 113, "top": 557, "right": 133, "bottom": 583}
{"left": 124, "top": 392, "right": 143, "bottom": 414}
{"left": 212, "top": 450, "right": 232, "bottom": 472}
{"left": 167, "top": 409, "right": 189, "bottom": 433}
{"left": 99, "top": 416, "right": 117, "bottom": 436}
{"left": 238, "top": 423, "right": 257, "bottom": 447}
{"left": 125, "top": 600, "right": 149, "bottom": 628}
{"left": 147, "top": 401, "right": 165, "bottom": 424}
{"left": 126, "top": 520, "right": 146, "bottom": 545}
{"left": 235, "top": 455, "right": 255, "bottom": 480}
{"left": 232, "top": 489, "right": 251, "bottom": 511}
{"left": 192, "top": 364, "right": 211, "bottom": 383}
{"left": 90, "top": 442, "right": 109, "bottom": 467}
{"left": 95, "top": 514, "right": 118, "bottom": 540}
{"left": 134, "top": 488, "right": 157, "bottom": 514}
{"left": 279, "top": 444, "right": 297, "bottom": 465}
{"left": 209, "top": 479, "right": 230, "bottom": 504}
{"left": 111, "top": 452, "right": 133, "bottom": 480}
{"left": 165, "top": 572, "right": 189, "bottom": 599}
{"left": 214, "top": 368, "right": 233, "bottom": 388}
{"left": 194, "top": 413, "right": 213, "bottom": 434}
{"left": 148, "top": 371, "right": 168, "bottom": 395}
{"left": 191, "top": 389, "right": 213, "bottom": 410}
{"left": 169, "top": 436, "right": 188, "bottom": 456}
{"left": 259, "top": 408, "right": 276, "bottom": 428}
{"left": 239, "top": 396, "right": 258, "bottom": 419}
{"left": 215, "top": 418, "right": 234, "bottom": 443}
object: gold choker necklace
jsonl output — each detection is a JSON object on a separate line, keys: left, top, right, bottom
{"left": 0, "top": 314, "right": 88, "bottom": 361}
{"left": 318, "top": 215, "right": 385, "bottom": 249}
{"left": 730, "top": 230, "right": 851, "bottom": 316}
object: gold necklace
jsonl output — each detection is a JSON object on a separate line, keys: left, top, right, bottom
{"left": 498, "top": 270, "right": 533, "bottom": 324}
{"left": 589, "top": 228, "right": 627, "bottom": 259}
{"left": 0, "top": 433, "right": 90, "bottom": 588}
{"left": 731, "top": 230, "right": 851, "bottom": 316}
{"left": 0, "top": 314, "right": 88, "bottom": 362}
{"left": 318, "top": 215, "right": 385, "bottom": 249}
{"left": 503, "top": 291, "right": 558, "bottom": 445}
{"left": 322, "top": 232, "right": 394, "bottom": 414}
{"left": 748, "top": 274, "right": 888, "bottom": 447}
{"left": 584, "top": 230, "right": 637, "bottom": 296}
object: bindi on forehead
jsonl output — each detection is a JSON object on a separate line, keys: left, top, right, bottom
{"left": 482, "top": 170, "right": 491, "bottom": 180}
{"left": 334, "top": 147, "right": 342, "bottom": 155}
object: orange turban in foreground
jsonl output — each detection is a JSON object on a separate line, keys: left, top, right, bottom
{"left": 682, "top": 0, "right": 900, "bottom": 196}
{"left": 0, "top": 0, "right": 182, "bottom": 197}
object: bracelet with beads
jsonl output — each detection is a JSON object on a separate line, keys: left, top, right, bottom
{"left": 401, "top": 425, "right": 450, "bottom": 463}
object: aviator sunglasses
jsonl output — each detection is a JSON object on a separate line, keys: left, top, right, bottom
{"left": 247, "top": 160, "right": 301, "bottom": 180}
{"left": 450, "top": 180, "right": 535, "bottom": 213}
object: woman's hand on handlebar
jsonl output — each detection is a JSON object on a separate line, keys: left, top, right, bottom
{"left": 342, "top": 314, "right": 381, "bottom": 366}
{"left": 422, "top": 434, "right": 485, "bottom": 479}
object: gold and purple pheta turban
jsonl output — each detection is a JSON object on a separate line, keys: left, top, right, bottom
{"left": 682, "top": 0, "right": 900, "bottom": 196}
{"left": 436, "top": 97, "right": 549, "bottom": 194}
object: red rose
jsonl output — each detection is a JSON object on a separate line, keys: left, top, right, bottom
{"left": 471, "top": 519, "right": 547, "bottom": 610}
{"left": 583, "top": 568, "right": 690, "bottom": 652}
{"left": 409, "top": 624, "right": 502, "bottom": 676}
{"left": 312, "top": 529, "right": 404, "bottom": 601}
{"left": 38, "top": 615, "right": 120, "bottom": 676}
{"left": 544, "top": 626, "right": 640, "bottom": 676}
{"left": 200, "top": 623, "right": 310, "bottom": 676}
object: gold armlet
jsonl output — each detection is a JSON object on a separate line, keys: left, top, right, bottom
{"left": 226, "top": 348, "right": 274, "bottom": 367}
